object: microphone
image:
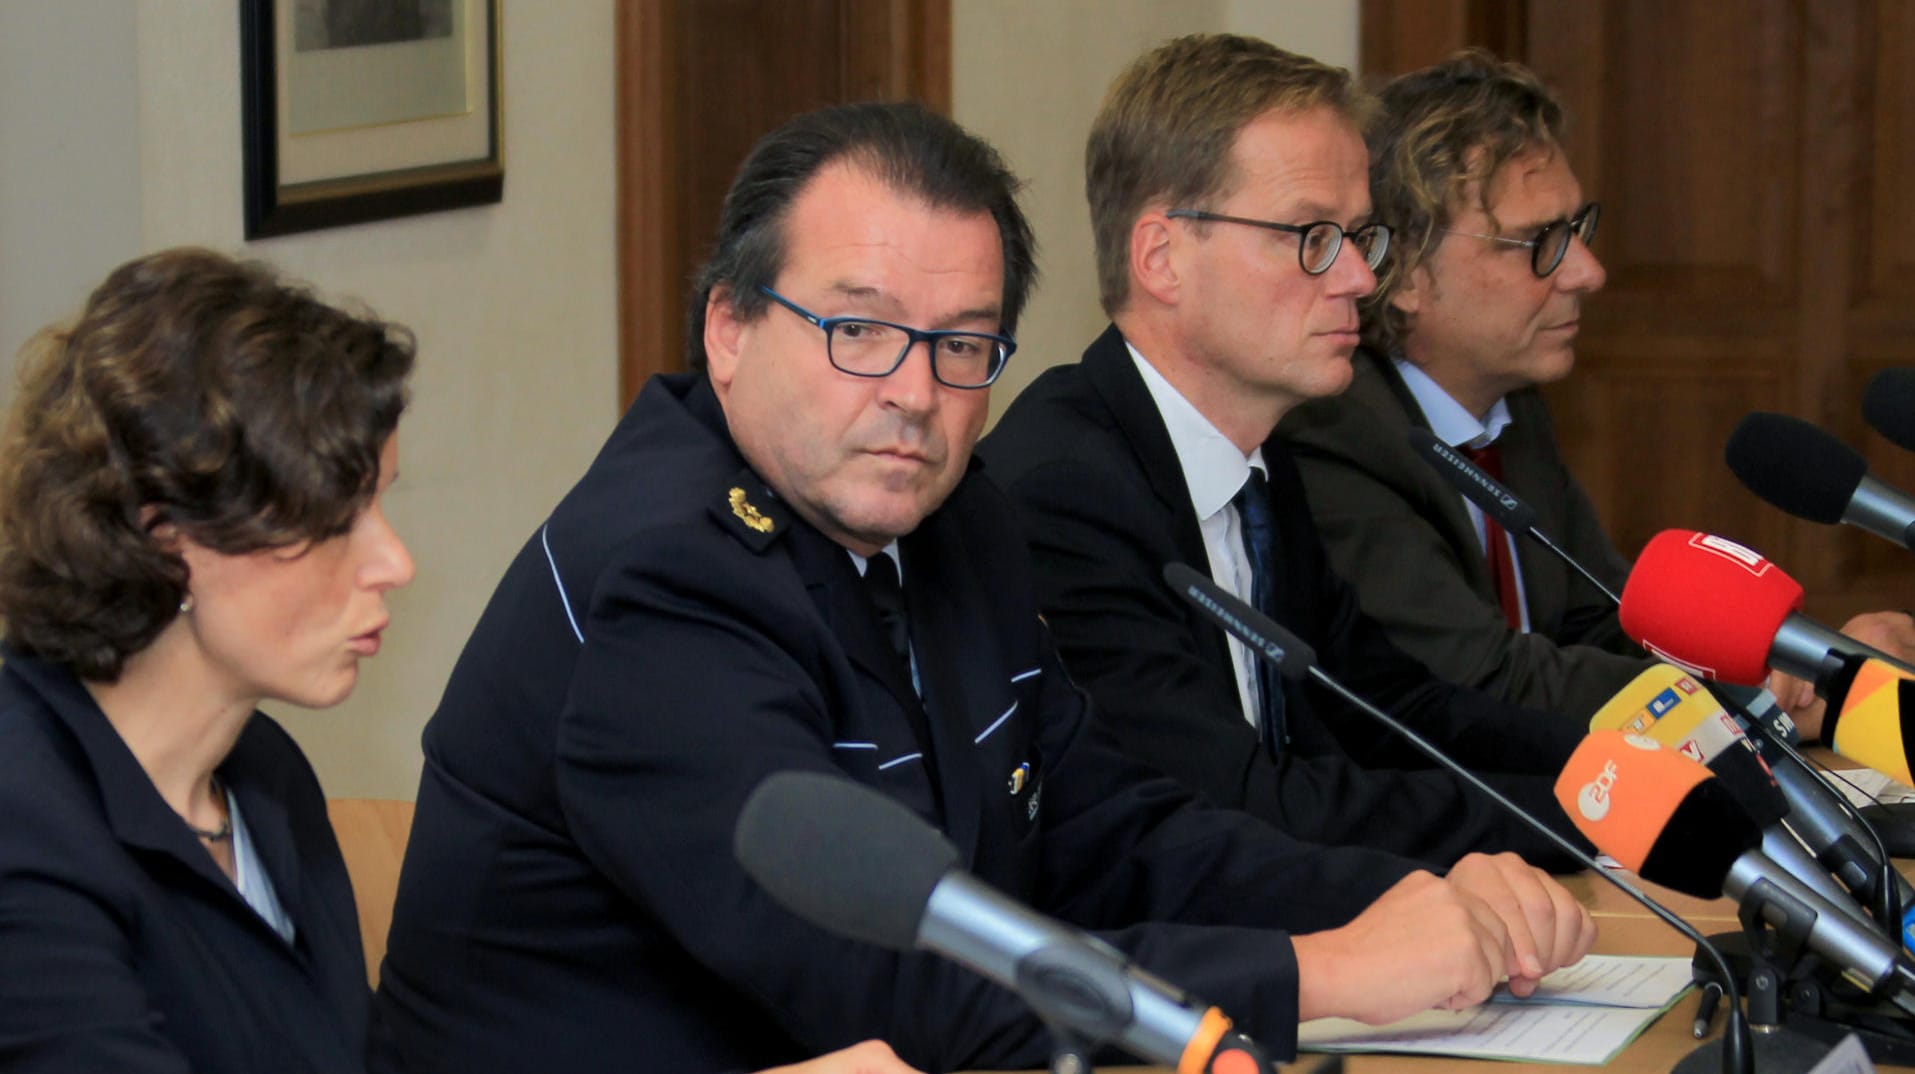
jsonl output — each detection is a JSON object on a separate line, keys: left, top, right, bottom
{"left": 1864, "top": 369, "right": 1915, "bottom": 454}
{"left": 1555, "top": 732, "right": 1915, "bottom": 1015}
{"left": 732, "top": 769, "right": 1273, "bottom": 1073}
{"left": 1719, "top": 679, "right": 1915, "bottom": 945}
{"left": 1617, "top": 529, "right": 1915, "bottom": 688}
{"left": 1586, "top": 665, "right": 1888, "bottom": 931}
{"left": 1725, "top": 412, "right": 1915, "bottom": 551}
{"left": 1161, "top": 561, "right": 1763, "bottom": 1074}
{"left": 1586, "top": 665, "right": 1784, "bottom": 823}
{"left": 1823, "top": 657, "right": 1915, "bottom": 787}
{"left": 1406, "top": 426, "right": 1621, "bottom": 604}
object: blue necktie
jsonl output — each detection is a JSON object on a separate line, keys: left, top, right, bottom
{"left": 1232, "top": 469, "right": 1286, "bottom": 753}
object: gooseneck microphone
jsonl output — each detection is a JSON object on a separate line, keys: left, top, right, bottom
{"left": 1406, "top": 426, "right": 1621, "bottom": 604}
{"left": 1725, "top": 411, "right": 1915, "bottom": 552}
{"left": 1161, "top": 561, "right": 1760, "bottom": 1074}
{"left": 1864, "top": 369, "right": 1915, "bottom": 454}
{"left": 733, "top": 770, "right": 1271, "bottom": 1073}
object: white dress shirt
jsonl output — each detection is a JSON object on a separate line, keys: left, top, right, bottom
{"left": 1130, "top": 343, "right": 1268, "bottom": 729}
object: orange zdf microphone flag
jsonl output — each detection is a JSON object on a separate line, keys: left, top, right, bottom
{"left": 1552, "top": 730, "right": 1712, "bottom": 873}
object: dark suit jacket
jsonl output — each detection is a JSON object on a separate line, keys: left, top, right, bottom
{"left": 1279, "top": 349, "right": 1645, "bottom": 720}
{"left": 978, "top": 326, "right": 1589, "bottom": 871}
{"left": 375, "top": 373, "right": 1418, "bottom": 1074}
{"left": 0, "top": 648, "right": 373, "bottom": 1074}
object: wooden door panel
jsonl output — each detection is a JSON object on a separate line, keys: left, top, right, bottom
{"left": 616, "top": 0, "right": 949, "bottom": 409}
{"left": 1366, "top": 0, "right": 1915, "bottom": 617}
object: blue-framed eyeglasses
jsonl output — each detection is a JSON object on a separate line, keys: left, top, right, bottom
{"left": 1166, "top": 209, "right": 1391, "bottom": 276}
{"left": 757, "top": 286, "right": 1017, "bottom": 390}
{"left": 1441, "top": 202, "right": 1600, "bottom": 278}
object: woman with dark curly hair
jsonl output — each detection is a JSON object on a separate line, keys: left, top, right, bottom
{"left": 0, "top": 247, "right": 415, "bottom": 1073}
{"left": 0, "top": 250, "right": 930, "bottom": 1074}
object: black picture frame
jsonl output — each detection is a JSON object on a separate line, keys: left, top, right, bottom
{"left": 240, "top": 0, "right": 504, "bottom": 239}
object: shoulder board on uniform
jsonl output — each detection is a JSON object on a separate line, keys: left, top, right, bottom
{"left": 710, "top": 470, "right": 792, "bottom": 552}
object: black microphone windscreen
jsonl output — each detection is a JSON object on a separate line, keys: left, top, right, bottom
{"left": 734, "top": 770, "right": 958, "bottom": 951}
{"left": 1864, "top": 369, "right": 1915, "bottom": 453}
{"left": 1406, "top": 426, "right": 1539, "bottom": 532}
{"left": 1724, "top": 412, "right": 1866, "bottom": 524}
{"left": 1636, "top": 779, "right": 1766, "bottom": 899}
{"left": 1704, "top": 743, "right": 1790, "bottom": 829}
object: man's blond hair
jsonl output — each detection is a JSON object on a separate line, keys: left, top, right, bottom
{"left": 1086, "top": 33, "right": 1373, "bottom": 315}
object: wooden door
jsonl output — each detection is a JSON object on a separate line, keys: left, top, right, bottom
{"left": 1363, "top": 0, "right": 1915, "bottom": 621}
{"left": 615, "top": 0, "right": 950, "bottom": 411}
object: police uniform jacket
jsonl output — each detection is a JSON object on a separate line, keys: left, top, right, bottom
{"left": 374, "top": 373, "right": 1419, "bottom": 1074}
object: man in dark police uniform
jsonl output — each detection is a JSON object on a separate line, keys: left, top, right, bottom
{"left": 374, "top": 101, "right": 1593, "bottom": 1074}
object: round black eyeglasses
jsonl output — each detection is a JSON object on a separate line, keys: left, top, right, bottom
{"left": 1441, "top": 202, "right": 1601, "bottom": 278}
{"left": 1166, "top": 209, "right": 1392, "bottom": 276}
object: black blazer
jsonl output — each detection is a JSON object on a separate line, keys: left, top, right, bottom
{"left": 978, "top": 326, "right": 1589, "bottom": 870}
{"left": 0, "top": 648, "right": 372, "bottom": 1074}
{"left": 375, "top": 374, "right": 1417, "bottom": 1074}
{"left": 1279, "top": 349, "right": 1645, "bottom": 719}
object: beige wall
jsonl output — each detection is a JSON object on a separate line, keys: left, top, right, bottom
{"left": 1, "top": 3, "right": 619, "bottom": 800}
{"left": 952, "top": 0, "right": 1358, "bottom": 420}
{"left": 0, "top": 1, "right": 144, "bottom": 380}
{"left": 1, "top": 3, "right": 1354, "bottom": 801}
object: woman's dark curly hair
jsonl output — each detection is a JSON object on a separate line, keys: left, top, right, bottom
{"left": 0, "top": 247, "right": 414, "bottom": 681}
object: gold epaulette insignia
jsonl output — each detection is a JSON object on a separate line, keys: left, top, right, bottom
{"left": 729, "top": 487, "right": 775, "bottom": 534}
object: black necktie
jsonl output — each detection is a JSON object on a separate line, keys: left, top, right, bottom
{"left": 859, "top": 554, "right": 939, "bottom": 785}
{"left": 862, "top": 553, "right": 911, "bottom": 666}
{"left": 1232, "top": 469, "right": 1286, "bottom": 752}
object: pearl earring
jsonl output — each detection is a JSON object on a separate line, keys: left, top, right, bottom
{"left": 179, "top": 595, "right": 194, "bottom": 614}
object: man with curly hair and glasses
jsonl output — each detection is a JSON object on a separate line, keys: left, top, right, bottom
{"left": 1277, "top": 49, "right": 1645, "bottom": 723}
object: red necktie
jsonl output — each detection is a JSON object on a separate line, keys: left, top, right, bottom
{"left": 1462, "top": 442, "right": 1524, "bottom": 630}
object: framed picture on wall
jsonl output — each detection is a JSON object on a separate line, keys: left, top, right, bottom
{"left": 241, "top": 0, "right": 504, "bottom": 238}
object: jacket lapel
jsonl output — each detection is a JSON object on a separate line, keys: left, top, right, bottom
{"left": 1364, "top": 351, "right": 1500, "bottom": 597}
{"left": 786, "top": 525, "right": 922, "bottom": 715}
{"left": 898, "top": 527, "right": 988, "bottom": 862}
{"left": 1080, "top": 326, "right": 1234, "bottom": 668}
{"left": 6, "top": 654, "right": 243, "bottom": 899}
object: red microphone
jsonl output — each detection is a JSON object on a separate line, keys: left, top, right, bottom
{"left": 1618, "top": 529, "right": 1913, "bottom": 690}
{"left": 1617, "top": 531, "right": 1802, "bottom": 685}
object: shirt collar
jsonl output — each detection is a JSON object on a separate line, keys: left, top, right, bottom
{"left": 848, "top": 541, "right": 903, "bottom": 579}
{"left": 1392, "top": 356, "right": 1514, "bottom": 449}
{"left": 1128, "top": 341, "right": 1265, "bottom": 518}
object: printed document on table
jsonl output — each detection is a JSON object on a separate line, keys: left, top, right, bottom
{"left": 1826, "top": 767, "right": 1915, "bottom": 807}
{"left": 1297, "top": 956, "right": 1693, "bottom": 1064}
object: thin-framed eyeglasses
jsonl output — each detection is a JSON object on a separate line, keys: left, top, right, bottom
{"left": 1165, "top": 209, "right": 1391, "bottom": 276}
{"left": 1440, "top": 202, "right": 1601, "bottom": 278}
{"left": 756, "top": 286, "right": 1017, "bottom": 390}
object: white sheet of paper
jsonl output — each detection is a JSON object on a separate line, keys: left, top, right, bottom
{"left": 1826, "top": 767, "right": 1915, "bottom": 807}
{"left": 1299, "top": 1004, "right": 1669, "bottom": 1064}
{"left": 1488, "top": 954, "right": 1694, "bottom": 1007}
{"left": 1298, "top": 956, "right": 1692, "bottom": 1064}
